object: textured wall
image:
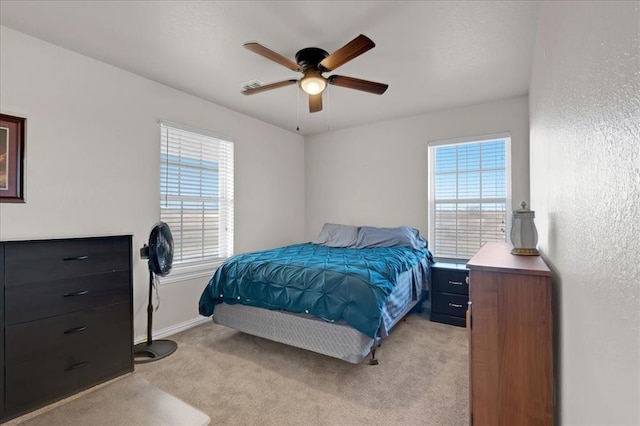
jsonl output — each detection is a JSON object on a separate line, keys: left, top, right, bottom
{"left": 529, "top": 2, "right": 640, "bottom": 424}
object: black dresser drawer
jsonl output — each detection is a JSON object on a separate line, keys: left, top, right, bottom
{"left": 5, "top": 321, "right": 132, "bottom": 415}
{"left": 4, "top": 236, "right": 130, "bottom": 285}
{"left": 5, "top": 356, "right": 130, "bottom": 416}
{"left": 4, "top": 301, "right": 132, "bottom": 414}
{"left": 5, "top": 270, "right": 130, "bottom": 325}
{"left": 432, "top": 292, "right": 468, "bottom": 318}
{"left": 4, "top": 302, "right": 132, "bottom": 366}
{"left": 431, "top": 268, "right": 469, "bottom": 295}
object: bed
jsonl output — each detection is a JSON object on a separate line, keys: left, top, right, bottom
{"left": 198, "top": 225, "right": 434, "bottom": 364}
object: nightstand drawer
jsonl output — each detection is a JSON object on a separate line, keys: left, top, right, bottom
{"left": 4, "top": 237, "right": 130, "bottom": 285}
{"left": 432, "top": 292, "right": 468, "bottom": 318}
{"left": 431, "top": 312, "right": 466, "bottom": 327}
{"left": 431, "top": 268, "right": 468, "bottom": 295}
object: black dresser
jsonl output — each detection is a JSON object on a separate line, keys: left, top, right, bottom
{"left": 0, "top": 235, "right": 133, "bottom": 422}
{"left": 430, "top": 262, "right": 469, "bottom": 327}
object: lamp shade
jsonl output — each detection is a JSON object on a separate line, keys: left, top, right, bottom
{"left": 300, "top": 75, "right": 326, "bottom": 95}
{"left": 510, "top": 201, "right": 539, "bottom": 255}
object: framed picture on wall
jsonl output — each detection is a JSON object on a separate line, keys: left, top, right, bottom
{"left": 0, "top": 113, "right": 26, "bottom": 203}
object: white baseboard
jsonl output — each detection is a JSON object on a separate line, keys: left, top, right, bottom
{"left": 134, "top": 316, "right": 211, "bottom": 345}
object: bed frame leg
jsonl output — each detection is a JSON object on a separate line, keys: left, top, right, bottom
{"left": 369, "top": 347, "right": 379, "bottom": 365}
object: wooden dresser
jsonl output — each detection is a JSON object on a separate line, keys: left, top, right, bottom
{"left": 0, "top": 235, "right": 133, "bottom": 422}
{"left": 467, "top": 242, "right": 553, "bottom": 426}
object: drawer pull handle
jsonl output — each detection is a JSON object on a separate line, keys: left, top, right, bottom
{"left": 449, "top": 303, "right": 463, "bottom": 308}
{"left": 63, "top": 255, "right": 89, "bottom": 261}
{"left": 64, "top": 326, "right": 87, "bottom": 335}
{"left": 448, "top": 281, "right": 463, "bottom": 286}
{"left": 63, "top": 290, "right": 89, "bottom": 297}
{"left": 65, "top": 361, "right": 88, "bottom": 371}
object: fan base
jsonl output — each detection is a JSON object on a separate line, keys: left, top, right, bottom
{"left": 295, "top": 47, "right": 329, "bottom": 69}
{"left": 134, "top": 339, "right": 177, "bottom": 364}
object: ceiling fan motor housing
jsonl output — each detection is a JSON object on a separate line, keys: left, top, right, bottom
{"left": 295, "top": 47, "right": 329, "bottom": 71}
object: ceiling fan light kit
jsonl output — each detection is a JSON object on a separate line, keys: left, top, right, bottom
{"left": 242, "top": 34, "right": 388, "bottom": 113}
{"left": 300, "top": 73, "right": 326, "bottom": 95}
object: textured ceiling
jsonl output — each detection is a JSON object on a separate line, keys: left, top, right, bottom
{"left": 0, "top": 1, "right": 540, "bottom": 135}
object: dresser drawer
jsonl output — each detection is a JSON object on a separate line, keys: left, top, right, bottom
{"left": 5, "top": 271, "right": 130, "bottom": 325}
{"left": 4, "top": 236, "right": 130, "bottom": 285}
{"left": 431, "top": 292, "right": 468, "bottom": 318}
{"left": 4, "top": 302, "right": 132, "bottom": 415}
{"left": 5, "top": 302, "right": 132, "bottom": 366}
{"left": 431, "top": 268, "right": 469, "bottom": 296}
{"left": 5, "top": 343, "right": 132, "bottom": 416}
{"left": 5, "top": 361, "right": 129, "bottom": 416}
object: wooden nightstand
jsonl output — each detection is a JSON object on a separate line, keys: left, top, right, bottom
{"left": 430, "top": 262, "right": 469, "bottom": 327}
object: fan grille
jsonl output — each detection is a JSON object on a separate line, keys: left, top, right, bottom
{"left": 148, "top": 222, "right": 174, "bottom": 277}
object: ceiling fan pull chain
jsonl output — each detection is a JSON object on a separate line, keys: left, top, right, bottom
{"left": 326, "top": 89, "right": 331, "bottom": 132}
{"left": 296, "top": 85, "right": 300, "bottom": 132}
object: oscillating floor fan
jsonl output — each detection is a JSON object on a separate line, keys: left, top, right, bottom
{"left": 134, "top": 222, "right": 177, "bottom": 363}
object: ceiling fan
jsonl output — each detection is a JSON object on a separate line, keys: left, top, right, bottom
{"left": 241, "top": 34, "right": 388, "bottom": 113}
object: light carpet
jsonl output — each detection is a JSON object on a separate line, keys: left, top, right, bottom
{"left": 8, "top": 311, "right": 468, "bottom": 426}
{"left": 136, "top": 311, "right": 469, "bottom": 426}
{"left": 15, "top": 373, "right": 210, "bottom": 426}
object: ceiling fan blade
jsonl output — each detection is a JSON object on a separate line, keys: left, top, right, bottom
{"left": 328, "top": 75, "right": 388, "bottom": 95}
{"left": 319, "top": 34, "right": 375, "bottom": 72}
{"left": 241, "top": 79, "right": 298, "bottom": 95}
{"left": 309, "top": 93, "right": 323, "bottom": 113}
{"left": 244, "top": 42, "right": 302, "bottom": 72}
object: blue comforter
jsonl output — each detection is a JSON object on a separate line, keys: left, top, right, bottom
{"left": 198, "top": 243, "right": 431, "bottom": 338}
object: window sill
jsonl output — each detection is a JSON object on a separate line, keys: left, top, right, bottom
{"left": 158, "top": 260, "right": 222, "bottom": 285}
{"left": 432, "top": 257, "right": 470, "bottom": 265}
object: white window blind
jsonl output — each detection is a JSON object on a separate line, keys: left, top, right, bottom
{"left": 160, "top": 122, "right": 234, "bottom": 268}
{"left": 428, "top": 135, "right": 510, "bottom": 260}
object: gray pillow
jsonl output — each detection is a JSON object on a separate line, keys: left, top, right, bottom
{"left": 355, "top": 226, "right": 427, "bottom": 249}
{"left": 312, "top": 223, "right": 359, "bottom": 248}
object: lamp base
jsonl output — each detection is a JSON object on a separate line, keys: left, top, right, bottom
{"left": 511, "top": 247, "right": 540, "bottom": 256}
{"left": 133, "top": 339, "right": 177, "bottom": 364}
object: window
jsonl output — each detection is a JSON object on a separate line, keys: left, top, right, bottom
{"left": 428, "top": 133, "right": 511, "bottom": 261}
{"left": 160, "top": 121, "right": 234, "bottom": 280}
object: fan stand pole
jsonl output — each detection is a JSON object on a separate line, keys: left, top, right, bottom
{"left": 146, "top": 266, "right": 153, "bottom": 345}
{"left": 133, "top": 266, "right": 178, "bottom": 364}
